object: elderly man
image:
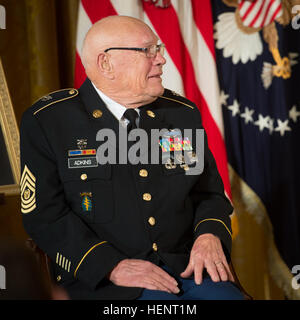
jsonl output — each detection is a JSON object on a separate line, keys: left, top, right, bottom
{"left": 20, "top": 16, "right": 243, "bottom": 300}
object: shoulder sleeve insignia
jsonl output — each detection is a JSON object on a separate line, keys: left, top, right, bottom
{"left": 33, "top": 88, "right": 78, "bottom": 116}
{"left": 20, "top": 165, "right": 36, "bottom": 214}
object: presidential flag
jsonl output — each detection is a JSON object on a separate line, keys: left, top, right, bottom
{"left": 212, "top": 0, "right": 300, "bottom": 299}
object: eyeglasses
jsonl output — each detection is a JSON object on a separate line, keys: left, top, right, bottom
{"left": 104, "top": 43, "right": 165, "bottom": 58}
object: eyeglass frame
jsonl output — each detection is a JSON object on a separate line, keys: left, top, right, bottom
{"left": 103, "top": 43, "right": 165, "bottom": 58}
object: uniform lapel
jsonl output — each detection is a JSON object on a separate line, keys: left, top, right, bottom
{"left": 79, "top": 78, "right": 120, "bottom": 151}
{"left": 79, "top": 78, "right": 120, "bottom": 134}
{"left": 139, "top": 98, "right": 173, "bottom": 159}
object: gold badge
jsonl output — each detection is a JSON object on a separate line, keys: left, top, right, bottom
{"left": 146, "top": 110, "right": 155, "bottom": 118}
{"left": 92, "top": 109, "right": 103, "bottom": 118}
{"left": 77, "top": 139, "right": 87, "bottom": 150}
{"left": 20, "top": 165, "right": 36, "bottom": 214}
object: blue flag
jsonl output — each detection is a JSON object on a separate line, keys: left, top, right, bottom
{"left": 212, "top": 0, "right": 300, "bottom": 299}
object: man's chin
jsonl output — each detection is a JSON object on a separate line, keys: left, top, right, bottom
{"left": 149, "top": 85, "right": 165, "bottom": 98}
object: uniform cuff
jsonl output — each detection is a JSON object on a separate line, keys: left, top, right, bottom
{"left": 74, "top": 241, "right": 127, "bottom": 290}
{"left": 194, "top": 219, "right": 232, "bottom": 262}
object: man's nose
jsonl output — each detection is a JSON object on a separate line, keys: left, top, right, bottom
{"left": 153, "top": 51, "right": 166, "bottom": 66}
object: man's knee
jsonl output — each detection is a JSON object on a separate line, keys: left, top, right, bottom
{"left": 184, "top": 278, "right": 245, "bottom": 300}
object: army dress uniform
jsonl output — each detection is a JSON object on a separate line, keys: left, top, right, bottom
{"left": 20, "top": 78, "right": 233, "bottom": 300}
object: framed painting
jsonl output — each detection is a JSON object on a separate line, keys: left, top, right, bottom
{"left": 0, "top": 58, "right": 20, "bottom": 195}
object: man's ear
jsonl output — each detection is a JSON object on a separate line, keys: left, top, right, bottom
{"left": 97, "top": 53, "right": 114, "bottom": 79}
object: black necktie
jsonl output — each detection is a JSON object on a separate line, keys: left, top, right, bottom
{"left": 123, "top": 109, "right": 138, "bottom": 131}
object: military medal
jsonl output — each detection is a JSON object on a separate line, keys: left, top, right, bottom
{"left": 175, "top": 153, "right": 185, "bottom": 164}
{"left": 165, "top": 158, "right": 176, "bottom": 169}
{"left": 186, "top": 151, "right": 198, "bottom": 163}
{"left": 180, "top": 163, "right": 189, "bottom": 171}
{"left": 182, "top": 137, "right": 193, "bottom": 151}
{"left": 159, "top": 137, "right": 193, "bottom": 152}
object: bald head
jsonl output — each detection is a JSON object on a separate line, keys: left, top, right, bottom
{"left": 80, "top": 15, "right": 166, "bottom": 108}
{"left": 81, "top": 16, "right": 155, "bottom": 74}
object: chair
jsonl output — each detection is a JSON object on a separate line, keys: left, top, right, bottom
{"left": 26, "top": 239, "right": 52, "bottom": 286}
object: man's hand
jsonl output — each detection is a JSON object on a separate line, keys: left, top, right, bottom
{"left": 108, "top": 259, "right": 180, "bottom": 294}
{"left": 180, "top": 233, "right": 234, "bottom": 285}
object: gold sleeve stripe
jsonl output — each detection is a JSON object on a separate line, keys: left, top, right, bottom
{"left": 159, "top": 95, "right": 194, "bottom": 109}
{"left": 56, "top": 252, "right": 72, "bottom": 273}
{"left": 33, "top": 89, "right": 79, "bottom": 115}
{"left": 194, "top": 218, "right": 232, "bottom": 238}
{"left": 74, "top": 241, "right": 108, "bottom": 278}
{"left": 59, "top": 254, "right": 63, "bottom": 266}
{"left": 61, "top": 257, "right": 65, "bottom": 269}
{"left": 67, "top": 260, "right": 71, "bottom": 273}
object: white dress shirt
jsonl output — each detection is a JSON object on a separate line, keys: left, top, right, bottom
{"left": 92, "top": 82, "right": 140, "bottom": 128}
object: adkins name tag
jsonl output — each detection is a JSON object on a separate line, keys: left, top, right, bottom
{"left": 68, "top": 157, "right": 98, "bottom": 169}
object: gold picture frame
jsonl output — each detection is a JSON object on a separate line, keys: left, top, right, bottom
{"left": 0, "top": 57, "right": 20, "bottom": 195}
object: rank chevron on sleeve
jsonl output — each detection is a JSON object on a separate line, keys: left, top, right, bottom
{"left": 20, "top": 165, "right": 36, "bottom": 214}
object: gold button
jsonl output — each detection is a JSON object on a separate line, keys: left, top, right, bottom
{"left": 92, "top": 109, "right": 103, "bottom": 118}
{"left": 69, "top": 89, "right": 76, "bottom": 95}
{"left": 143, "top": 193, "right": 152, "bottom": 201}
{"left": 57, "top": 275, "right": 62, "bottom": 282}
{"left": 148, "top": 217, "right": 156, "bottom": 226}
{"left": 152, "top": 243, "right": 158, "bottom": 251}
{"left": 146, "top": 110, "right": 155, "bottom": 118}
{"left": 139, "top": 169, "right": 148, "bottom": 178}
{"left": 80, "top": 173, "right": 87, "bottom": 180}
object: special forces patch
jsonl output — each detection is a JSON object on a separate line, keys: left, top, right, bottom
{"left": 80, "top": 192, "right": 92, "bottom": 212}
{"left": 20, "top": 165, "right": 36, "bottom": 214}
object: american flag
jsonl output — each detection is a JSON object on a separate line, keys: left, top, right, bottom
{"left": 238, "top": 0, "right": 283, "bottom": 28}
{"left": 74, "top": 0, "right": 237, "bottom": 232}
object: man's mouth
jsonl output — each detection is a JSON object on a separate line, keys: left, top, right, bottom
{"left": 148, "top": 73, "right": 162, "bottom": 79}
